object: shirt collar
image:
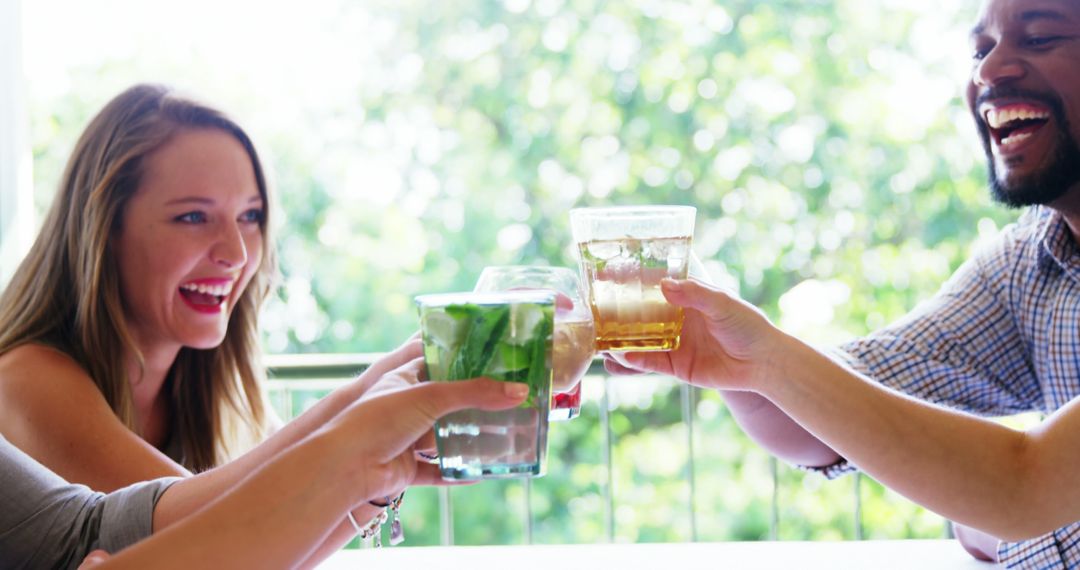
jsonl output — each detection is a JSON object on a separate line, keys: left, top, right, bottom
{"left": 1035, "top": 206, "right": 1080, "bottom": 273}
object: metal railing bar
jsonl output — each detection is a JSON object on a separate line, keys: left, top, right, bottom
{"left": 267, "top": 354, "right": 609, "bottom": 380}
{"left": 265, "top": 355, "right": 905, "bottom": 547}
{"left": 265, "top": 352, "right": 379, "bottom": 379}
{"left": 854, "top": 473, "right": 863, "bottom": 540}
{"left": 770, "top": 457, "right": 779, "bottom": 540}
{"left": 601, "top": 375, "right": 615, "bottom": 542}
{"left": 440, "top": 488, "right": 454, "bottom": 545}
{"left": 680, "top": 382, "right": 698, "bottom": 542}
{"left": 524, "top": 478, "right": 534, "bottom": 544}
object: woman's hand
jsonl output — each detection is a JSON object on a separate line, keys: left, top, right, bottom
{"left": 350, "top": 334, "right": 440, "bottom": 457}
{"left": 349, "top": 333, "right": 425, "bottom": 398}
{"left": 604, "top": 278, "right": 784, "bottom": 391}
{"left": 77, "top": 550, "right": 110, "bottom": 569}
{"left": 325, "top": 367, "right": 530, "bottom": 505}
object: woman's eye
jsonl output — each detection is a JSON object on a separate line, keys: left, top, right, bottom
{"left": 175, "top": 211, "right": 207, "bottom": 223}
{"left": 240, "top": 208, "right": 265, "bottom": 224}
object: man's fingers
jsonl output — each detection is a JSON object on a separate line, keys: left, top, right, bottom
{"left": 604, "top": 350, "right": 676, "bottom": 376}
{"left": 660, "top": 278, "right": 737, "bottom": 321}
{"left": 603, "top": 354, "right": 647, "bottom": 375}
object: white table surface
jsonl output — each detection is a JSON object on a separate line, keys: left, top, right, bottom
{"left": 319, "top": 540, "right": 999, "bottom": 569}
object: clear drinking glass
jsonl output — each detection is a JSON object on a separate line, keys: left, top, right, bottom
{"left": 416, "top": 290, "right": 555, "bottom": 480}
{"left": 474, "top": 265, "right": 596, "bottom": 421}
{"left": 570, "top": 205, "right": 696, "bottom": 352}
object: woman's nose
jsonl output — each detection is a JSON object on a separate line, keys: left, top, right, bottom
{"left": 211, "top": 223, "right": 248, "bottom": 268}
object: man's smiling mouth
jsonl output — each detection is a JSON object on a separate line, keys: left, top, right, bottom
{"left": 982, "top": 102, "right": 1052, "bottom": 149}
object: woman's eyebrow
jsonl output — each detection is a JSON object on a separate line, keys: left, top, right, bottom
{"left": 164, "top": 197, "right": 215, "bottom": 206}
{"left": 162, "top": 195, "right": 263, "bottom": 206}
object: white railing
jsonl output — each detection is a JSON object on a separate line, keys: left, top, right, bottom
{"left": 266, "top": 353, "right": 947, "bottom": 545}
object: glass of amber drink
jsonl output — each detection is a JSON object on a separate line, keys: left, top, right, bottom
{"left": 570, "top": 206, "right": 695, "bottom": 352}
{"left": 474, "top": 266, "right": 595, "bottom": 421}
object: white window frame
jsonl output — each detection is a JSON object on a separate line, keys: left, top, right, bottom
{"left": 0, "top": 0, "right": 34, "bottom": 286}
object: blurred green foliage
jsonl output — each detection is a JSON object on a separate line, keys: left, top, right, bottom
{"left": 29, "top": 0, "right": 1012, "bottom": 550}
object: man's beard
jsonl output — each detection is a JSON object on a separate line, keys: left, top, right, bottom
{"left": 975, "top": 88, "right": 1080, "bottom": 208}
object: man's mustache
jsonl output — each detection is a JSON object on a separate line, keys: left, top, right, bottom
{"left": 974, "top": 86, "right": 1064, "bottom": 117}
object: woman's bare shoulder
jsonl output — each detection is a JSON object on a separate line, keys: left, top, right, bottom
{"left": 0, "top": 343, "right": 109, "bottom": 436}
{"left": 0, "top": 343, "right": 98, "bottom": 398}
{"left": 0, "top": 343, "right": 184, "bottom": 490}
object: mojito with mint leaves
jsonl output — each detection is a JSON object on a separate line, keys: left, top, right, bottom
{"left": 416, "top": 291, "right": 554, "bottom": 480}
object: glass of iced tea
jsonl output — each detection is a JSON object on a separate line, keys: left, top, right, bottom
{"left": 570, "top": 205, "right": 696, "bottom": 352}
{"left": 416, "top": 290, "right": 555, "bottom": 480}
{"left": 474, "top": 266, "right": 596, "bottom": 421}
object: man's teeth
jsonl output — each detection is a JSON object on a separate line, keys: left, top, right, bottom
{"left": 180, "top": 282, "right": 233, "bottom": 297}
{"left": 1000, "top": 131, "right": 1033, "bottom": 147}
{"left": 986, "top": 107, "right": 1050, "bottom": 129}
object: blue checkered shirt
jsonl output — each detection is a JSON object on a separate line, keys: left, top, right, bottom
{"left": 817, "top": 206, "right": 1080, "bottom": 569}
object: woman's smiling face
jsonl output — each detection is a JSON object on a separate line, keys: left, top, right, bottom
{"left": 113, "top": 127, "right": 265, "bottom": 356}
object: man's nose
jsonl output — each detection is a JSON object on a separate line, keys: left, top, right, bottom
{"left": 211, "top": 222, "right": 248, "bottom": 268}
{"left": 973, "top": 44, "right": 1026, "bottom": 88}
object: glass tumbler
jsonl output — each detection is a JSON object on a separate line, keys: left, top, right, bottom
{"left": 416, "top": 290, "right": 554, "bottom": 479}
{"left": 474, "top": 265, "right": 595, "bottom": 421}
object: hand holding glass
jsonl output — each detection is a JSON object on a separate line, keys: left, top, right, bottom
{"left": 474, "top": 266, "right": 596, "bottom": 421}
{"left": 570, "top": 206, "right": 696, "bottom": 352}
{"left": 416, "top": 291, "right": 554, "bottom": 479}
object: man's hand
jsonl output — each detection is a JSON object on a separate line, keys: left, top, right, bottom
{"left": 603, "top": 278, "right": 781, "bottom": 391}
{"left": 952, "top": 522, "right": 1001, "bottom": 562}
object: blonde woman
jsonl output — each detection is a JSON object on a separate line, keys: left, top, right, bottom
{"left": 0, "top": 84, "right": 416, "bottom": 562}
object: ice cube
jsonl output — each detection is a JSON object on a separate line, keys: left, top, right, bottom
{"left": 422, "top": 309, "right": 464, "bottom": 349}
{"left": 506, "top": 303, "right": 550, "bottom": 345}
{"left": 586, "top": 240, "right": 623, "bottom": 261}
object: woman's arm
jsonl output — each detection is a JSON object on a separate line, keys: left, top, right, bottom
{"left": 152, "top": 338, "right": 424, "bottom": 529}
{"left": 0, "top": 338, "right": 423, "bottom": 566}
{"left": 96, "top": 378, "right": 528, "bottom": 569}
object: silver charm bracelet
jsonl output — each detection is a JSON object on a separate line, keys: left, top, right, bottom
{"left": 346, "top": 492, "right": 406, "bottom": 547}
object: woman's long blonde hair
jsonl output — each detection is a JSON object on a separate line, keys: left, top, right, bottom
{"left": 0, "top": 84, "right": 277, "bottom": 472}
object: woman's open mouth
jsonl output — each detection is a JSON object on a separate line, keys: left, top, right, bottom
{"left": 983, "top": 102, "right": 1052, "bottom": 154}
{"left": 179, "top": 280, "right": 234, "bottom": 314}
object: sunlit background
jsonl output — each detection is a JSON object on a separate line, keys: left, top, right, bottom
{"left": 5, "top": 0, "right": 1019, "bottom": 547}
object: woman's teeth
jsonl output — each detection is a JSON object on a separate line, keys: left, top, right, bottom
{"left": 180, "top": 282, "right": 233, "bottom": 297}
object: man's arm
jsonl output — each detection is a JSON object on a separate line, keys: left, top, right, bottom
{"left": 720, "top": 390, "right": 841, "bottom": 467}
